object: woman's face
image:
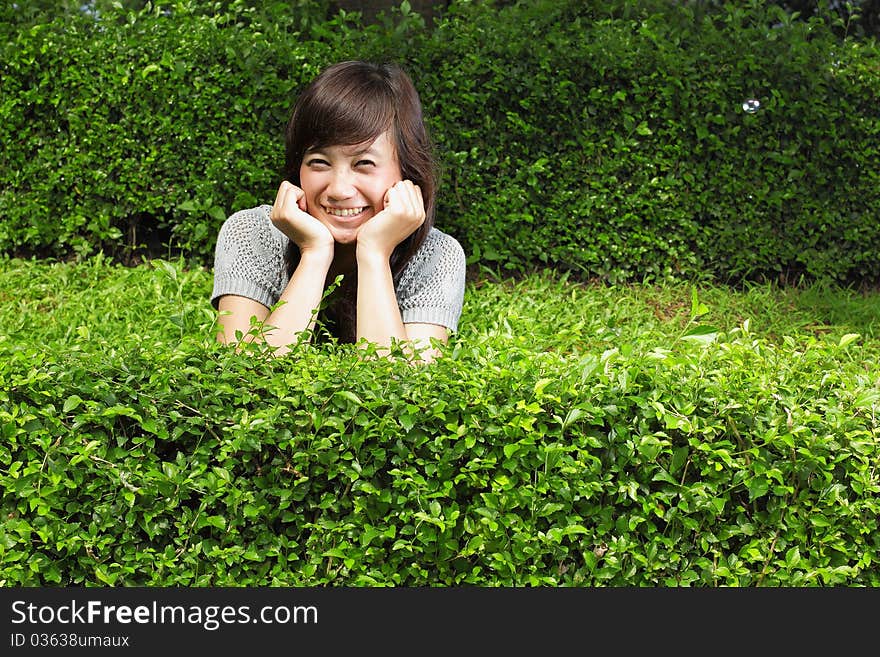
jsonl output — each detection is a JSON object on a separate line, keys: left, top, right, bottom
{"left": 299, "top": 130, "right": 402, "bottom": 245}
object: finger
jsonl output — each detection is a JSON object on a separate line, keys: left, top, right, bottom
{"left": 387, "top": 181, "right": 411, "bottom": 211}
{"left": 401, "top": 182, "right": 424, "bottom": 221}
{"left": 283, "top": 183, "right": 304, "bottom": 213}
{"left": 280, "top": 183, "right": 306, "bottom": 216}
{"left": 410, "top": 183, "right": 424, "bottom": 217}
{"left": 271, "top": 181, "right": 290, "bottom": 220}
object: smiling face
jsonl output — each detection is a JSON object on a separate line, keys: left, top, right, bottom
{"left": 299, "top": 130, "right": 402, "bottom": 245}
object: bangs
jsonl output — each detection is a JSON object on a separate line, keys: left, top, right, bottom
{"left": 304, "top": 79, "right": 396, "bottom": 151}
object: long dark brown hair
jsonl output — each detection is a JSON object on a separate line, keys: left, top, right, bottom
{"left": 281, "top": 60, "right": 438, "bottom": 342}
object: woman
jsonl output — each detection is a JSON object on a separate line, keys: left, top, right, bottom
{"left": 211, "top": 60, "right": 466, "bottom": 362}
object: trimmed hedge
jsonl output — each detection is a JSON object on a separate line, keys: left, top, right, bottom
{"left": 1, "top": 257, "right": 878, "bottom": 585}
{"left": 0, "top": 4, "right": 335, "bottom": 259}
{"left": 2, "top": 1, "right": 879, "bottom": 284}
{"left": 407, "top": 0, "right": 880, "bottom": 284}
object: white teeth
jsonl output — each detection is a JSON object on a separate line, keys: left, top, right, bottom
{"left": 324, "top": 206, "right": 365, "bottom": 217}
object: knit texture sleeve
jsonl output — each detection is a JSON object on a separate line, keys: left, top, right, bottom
{"left": 395, "top": 228, "right": 467, "bottom": 333}
{"left": 210, "top": 205, "right": 290, "bottom": 310}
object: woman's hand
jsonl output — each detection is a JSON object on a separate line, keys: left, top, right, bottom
{"left": 270, "top": 180, "right": 334, "bottom": 256}
{"left": 356, "top": 180, "right": 426, "bottom": 261}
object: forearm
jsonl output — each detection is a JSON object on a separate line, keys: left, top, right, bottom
{"left": 355, "top": 252, "right": 408, "bottom": 351}
{"left": 262, "top": 250, "right": 333, "bottom": 355}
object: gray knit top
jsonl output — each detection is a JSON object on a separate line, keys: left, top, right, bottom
{"left": 211, "top": 205, "right": 467, "bottom": 332}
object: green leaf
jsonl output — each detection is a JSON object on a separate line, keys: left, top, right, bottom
{"left": 206, "top": 515, "right": 226, "bottom": 530}
{"left": 747, "top": 476, "right": 769, "bottom": 502}
{"left": 681, "top": 325, "right": 720, "bottom": 344}
{"left": 690, "top": 287, "right": 709, "bottom": 318}
{"left": 561, "top": 407, "right": 584, "bottom": 430}
{"left": 651, "top": 468, "right": 677, "bottom": 485}
{"left": 208, "top": 206, "right": 227, "bottom": 222}
{"left": 322, "top": 548, "right": 348, "bottom": 559}
{"left": 399, "top": 414, "right": 415, "bottom": 432}
{"left": 335, "top": 390, "right": 363, "bottom": 407}
{"left": 212, "top": 467, "right": 232, "bottom": 483}
{"left": 670, "top": 446, "right": 688, "bottom": 475}
{"left": 94, "top": 567, "right": 118, "bottom": 585}
{"left": 63, "top": 395, "right": 83, "bottom": 413}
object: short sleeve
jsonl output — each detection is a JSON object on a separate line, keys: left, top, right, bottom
{"left": 210, "top": 205, "right": 290, "bottom": 310}
{"left": 396, "top": 228, "right": 467, "bottom": 332}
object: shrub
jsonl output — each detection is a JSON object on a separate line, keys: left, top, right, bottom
{"left": 1, "top": 0, "right": 878, "bottom": 282}
{"left": 0, "top": 3, "right": 334, "bottom": 261}
{"left": 1, "top": 257, "right": 878, "bottom": 585}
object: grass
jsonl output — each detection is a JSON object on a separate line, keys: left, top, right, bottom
{"left": 2, "top": 254, "right": 879, "bottom": 364}
{"left": 460, "top": 265, "right": 880, "bottom": 366}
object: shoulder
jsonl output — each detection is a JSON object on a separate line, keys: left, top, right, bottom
{"left": 215, "top": 205, "right": 287, "bottom": 255}
{"left": 211, "top": 205, "right": 289, "bottom": 310}
{"left": 412, "top": 228, "right": 466, "bottom": 270}
{"left": 396, "top": 228, "right": 467, "bottom": 332}
{"left": 217, "top": 204, "right": 275, "bottom": 240}
{"left": 397, "top": 227, "right": 466, "bottom": 290}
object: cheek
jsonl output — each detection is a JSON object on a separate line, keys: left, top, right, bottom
{"left": 298, "top": 171, "right": 319, "bottom": 199}
{"left": 374, "top": 172, "right": 402, "bottom": 199}
{"left": 369, "top": 181, "right": 390, "bottom": 204}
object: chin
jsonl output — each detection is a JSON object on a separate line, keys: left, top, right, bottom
{"left": 330, "top": 227, "right": 361, "bottom": 245}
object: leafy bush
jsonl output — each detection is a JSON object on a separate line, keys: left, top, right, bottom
{"left": 1, "top": 0, "right": 878, "bottom": 284}
{"left": 4, "top": 0, "right": 878, "bottom": 590}
{"left": 1, "top": 257, "right": 878, "bottom": 585}
{"left": 0, "top": 3, "right": 335, "bottom": 260}
{"left": 405, "top": 0, "right": 880, "bottom": 284}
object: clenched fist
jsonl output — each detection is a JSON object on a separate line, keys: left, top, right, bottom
{"left": 270, "top": 180, "right": 335, "bottom": 256}
{"left": 356, "top": 180, "right": 426, "bottom": 260}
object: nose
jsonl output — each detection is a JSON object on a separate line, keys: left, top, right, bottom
{"left": 326, "top": 168, "right": 356, "bottom": 200}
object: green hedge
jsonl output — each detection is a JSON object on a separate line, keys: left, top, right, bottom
{"left": 0, "top": 3, "right": 335, "bottom": 258}
{"left": 1, "top": 0, "right": 879, "bottom": 284}
{"left": 406, "top": 0, "right": 880, "bottom": 284}
{"left": 1, "top": 257, "right": 878, "bottom": 585}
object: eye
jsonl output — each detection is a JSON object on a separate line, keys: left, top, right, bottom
{"left": 355, "top": 159, "right": 376, "bottom": 168}
{"left": 305, "top": 157, "right": 330, "bottom": 168}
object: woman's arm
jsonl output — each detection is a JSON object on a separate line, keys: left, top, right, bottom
{"left": 216, "top": 294, "right": 269, "bottom": 344}
{"left": 216, "top": 182, "right": 335, "bottom": 356}
{"left": 403, "top": 322, "right": 450, "bottom": 362}
{"left": 216, "top": 247, "right": 331, "bottom": 355}
{"left": 355, "top": 252, "right": 449, "bottom": 362}
{"left": 259, "top": 249, "right": 333, "bottom": 355}
{"left": 355, "top": 180, "right": 449, "bottom": 361}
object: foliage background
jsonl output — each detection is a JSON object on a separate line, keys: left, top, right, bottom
{"left": 1, "top": 0, "right": 879, "bottom": 286}
{"left": 1, "top": 0, "right": 879, "bottom": 587}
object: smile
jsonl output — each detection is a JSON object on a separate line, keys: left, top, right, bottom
{"left": 323, "top": 206, "right": 367, "bottom": 217}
